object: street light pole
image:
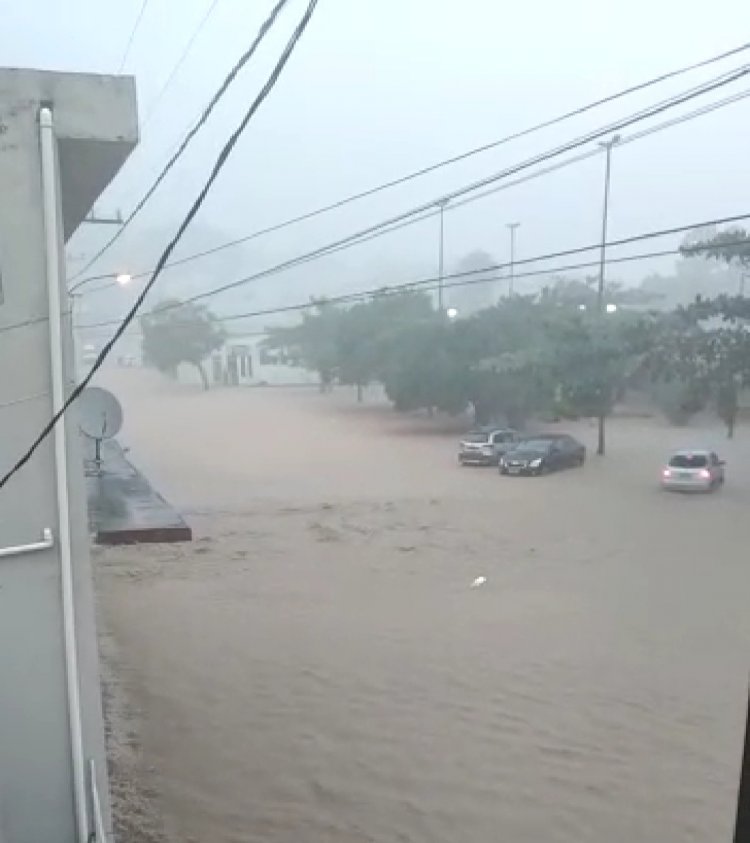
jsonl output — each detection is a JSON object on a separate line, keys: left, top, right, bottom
{"left": 506, "top": 222, "right": 520, "bottom": 296}
{"left": 595, "top": 135, "right": 619, "bottom": 456}
{"left": 596, "top": 135, "right": 619, "bottom": 313}
{"left": 437, "top": 199, "right": 449, "bottom": 311}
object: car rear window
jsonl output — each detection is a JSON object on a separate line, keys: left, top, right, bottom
{"left": 463, "top": 432, "right": 490, "bottom": 443}
{"left": 518, "top": 439, "right": 554, "bottom": 450}
{"left": 669, "top": 454, "right": 708, "bottom": 468}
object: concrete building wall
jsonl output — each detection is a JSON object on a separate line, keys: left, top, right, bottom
{"left": 210, "top": 336, "right": 320, "bottom": 388}
{"left": 0, "top": 69, "right": 137, "bottom": 843}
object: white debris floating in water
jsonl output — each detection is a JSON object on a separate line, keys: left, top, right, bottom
{"left": 470, "top": 576, "right": 487, "bottom": 588}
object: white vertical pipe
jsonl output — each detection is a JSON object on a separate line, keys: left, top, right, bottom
{"left": 39, "top": 106, "right": 90, "bottom": 843}
{"left": 89, "top": 759, "right": 107, "bottom": 842}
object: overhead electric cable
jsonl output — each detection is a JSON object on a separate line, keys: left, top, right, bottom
{"left": 68, "top": 0, "right": 292, "bottom": 283}
{"left": 0, "top": 0, "right": 319, "bottom": 491}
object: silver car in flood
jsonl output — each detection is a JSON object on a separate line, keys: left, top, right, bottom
{"left": 458, "top": 428, "right": 519, "bottom": 466}
{"left": 661, "top": 449, "right": 725, "bottom": 492}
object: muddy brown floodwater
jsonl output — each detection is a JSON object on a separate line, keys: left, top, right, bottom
{"left": 94, "top": 369, "right": 750, "bottom": 843}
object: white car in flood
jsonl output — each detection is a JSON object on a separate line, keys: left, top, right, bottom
{"left": 661, "top": 449, "right": 725, "bottom": 492}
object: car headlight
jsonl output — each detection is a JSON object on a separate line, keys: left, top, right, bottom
{"left": 529, "top": 458, "right": 542, "bottom": 468}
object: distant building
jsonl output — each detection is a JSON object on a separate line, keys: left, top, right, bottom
{"left": 211, "top": 334, "right": 318, "bottom": 387}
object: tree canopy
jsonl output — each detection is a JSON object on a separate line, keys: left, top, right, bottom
{"left": 264, "top": 261, "right": 750, "bottom": 443}
{"left": 141, "top": 299, "right": 226, "bottom": 390}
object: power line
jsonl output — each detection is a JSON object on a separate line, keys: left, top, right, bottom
{"left": 74, "top": 214, "right": 750, "bottom": 331}
{"left": 75, "top": 239, "right": 750, "bottom": 338}
{"left": 122, "top": 70, "right": 750, "bottom": 313}
{"left": 75, "top": 68, "right": 750, "bottom": 299}
{"left": 0, "top": 0, "right": 319, "bottom": 492}
{"left": 21, "top": 88, "right": 749, "bottom": 342}
{"left": 140, "top": 0, "right": 223, "bottom": 132}
{"left": 117, "top": 0, "right": 152, "bottom": 74}
{"left": 450, "top": 87, "right": 750, "bottom": 215}
{"left": 71, "top": 42, "right": 750, "bottom": 290}
{"left": 68, "top": 0, "right": 292, "bottom": 286}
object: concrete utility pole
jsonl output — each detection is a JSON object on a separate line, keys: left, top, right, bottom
{"left": 437, "top": 198, "right": 449, "bottom": 311}
{"left": 595, "top": 135, "right": 619, "bottom": 456}
{"left": 506, "top": 222, "right": 520, "bottom": 296}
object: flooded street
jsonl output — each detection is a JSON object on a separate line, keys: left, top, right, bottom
{"left": 96, "top": 369, "right": 750, "bottom": 843}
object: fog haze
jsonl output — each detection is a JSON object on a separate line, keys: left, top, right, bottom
{"left": 4, "top": 0, "right": 749, "bottom": 317}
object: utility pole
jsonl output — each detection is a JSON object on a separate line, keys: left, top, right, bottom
{"left": 506, "top": 222, "right": 520, "bottom": 296}
{"left": 437, "top": 199, "right": 449, "bottom": 311}
{"left": 595, "top": 134, "right": 619, "bottom": 456}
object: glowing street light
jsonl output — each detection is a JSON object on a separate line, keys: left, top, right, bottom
{"left": 446, "top": 307, "right": 459, "bottom": 319}
{"left": 115, "top": 272, "right": 132, "bottom": 287}
{"left": 605, "top": 302, "right": 618, "bottom": 314}
{"left": 578, "top": 303, "right": 587, "bottom": 311}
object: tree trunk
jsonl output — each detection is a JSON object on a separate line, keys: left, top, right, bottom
{"left": 597, "top": 413, "right": 606, "bottom": 455}
{"left": 193, "top": 361, "right": 209, "bottom": 391}
{"left": 727, "top": 410, "right": 736, "bottom": 439}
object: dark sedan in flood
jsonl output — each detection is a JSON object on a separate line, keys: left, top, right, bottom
{"left": 499, "top": 434, "right": 586, "bottom": 476}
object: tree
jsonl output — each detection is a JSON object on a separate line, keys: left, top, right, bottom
{"left": 141, "top": 299, "right": 225, "bottom": 390}
{"left": 646, "top": 298, "right": 750, "bottom": 437}
{"left": 456, "top": 297, "right": 556, "bottom": 427}
{"left": 684, "top": 226, "right": 750, "bottom": 268}
{"left": 381, "top": 319, "right": 470, "bottom": 414}
{"left": 264, "top": 301, "right": 341, "bottom": 391}
{"left": 549, "top": 313, "right": 640, "bottom": 454}
{"left": 336, "top": 292, "right": 434, "bottom": 401}
{"left": 264, "top": 292, "right": 435, "bottom": 397}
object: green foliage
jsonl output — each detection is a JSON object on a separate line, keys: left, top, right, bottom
{"left": 642, "top": 297, "right": 750, "bottom": 437}
{"left": 651, "top": 378, "right": 709, "bottom": 426}
{"left": 141, "top": 299, "right": 226, "bottom": 390}
{"left": 263, "top": 274, "right": 750, "bottom": 442}
{"left": 381, "top": 320, "right": 470, "bottom": 414}
{"left": 264, "top": 292, "right": 435, "bottom": 396}
{"left": 683, "top": 226, "right": 750, "bottom": 268}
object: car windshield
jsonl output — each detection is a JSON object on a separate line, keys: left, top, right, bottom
{"left": 516, "top": 439, "right": 554, "bottom": 451}
{"left": 669, "top": 453, "right": 708, "bottom": 468}
{"left": 463, "top": 432, "right": 491, "bottom": 443}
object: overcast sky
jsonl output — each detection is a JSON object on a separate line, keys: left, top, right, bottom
{"left": 3, "top": 0, "right": 749, "bottom": 321}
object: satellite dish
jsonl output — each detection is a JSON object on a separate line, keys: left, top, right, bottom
{"left": 79, "top": 388, "right": 123, "bottom": 473}
{"left": 79, "top": 387, "right": 123, "bottom": 440}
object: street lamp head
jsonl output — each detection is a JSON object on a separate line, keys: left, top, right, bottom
{"left": 578, "top": 303, "right": 587, "bottom": 311}
{"left": 115, "top": 272, "right": 132, "bottom": 287}
{"left": 605, "top": 302, "right": 618, "bottom": 314}
{"left": 446, "top": 307, "right": 459, "bottom": 319}
{"left": 598, "top": 134, "right": 621, "bottom": 150}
